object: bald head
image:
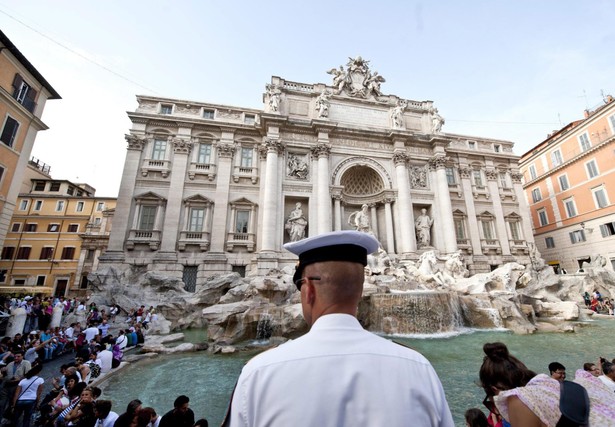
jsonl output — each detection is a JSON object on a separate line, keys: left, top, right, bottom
{"left": 301, "top": 261, "right": 365, "bottom": 325}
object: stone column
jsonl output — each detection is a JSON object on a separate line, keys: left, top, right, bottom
{"left": 261, "top": 137, "right": 284, "bottom": 252}
{"left": 393, "top": 152, "right": 415, "bottom": 253}
{"left": 106, "top": 135, "right": 145, "bottom": 253}
{"left": 209, "top": 136, "right": 235, "bottom": 252}
{"left": 486, "top": 168, "right": 511, "bottom": 256}
{"left": 311, "top": 143, "right": 332, "bottom": 234}
{"left": 369, "top": 204, "right": 379, "bottom": 238}
{"left": 511, "top": 172, "right": 534, "bottom": 245}
{"left": 430, "top": 156, "right": 457, "bottom": 254}
{"left": 160, "top": 137, "right": 192, "bottom": 252}
{"left": 459, "top": 167, "right": 483, "bottom": 256}
{"left": 333, "top": 195, "right": 342, "bottom": 231}
{"left": 383, "top": 198, "right": 395, "bottom": 253}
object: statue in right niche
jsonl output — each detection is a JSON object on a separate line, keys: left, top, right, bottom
{"left": 415, "top": 208, "right": 434, "bottom": 248}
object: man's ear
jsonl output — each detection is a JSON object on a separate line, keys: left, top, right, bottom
{"left": 305, "top": 282, "right": 316, "bottom": 306}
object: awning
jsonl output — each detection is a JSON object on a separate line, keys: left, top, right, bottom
{"left": 0, "top": 286, "right": 53, "bottom": 295}
{"left": 547, "top": 261, "right": 560, "bottom": 265}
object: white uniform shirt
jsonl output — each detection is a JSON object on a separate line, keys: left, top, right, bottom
{"left": 229, "top": 313, "right": 454, "bottom": 427}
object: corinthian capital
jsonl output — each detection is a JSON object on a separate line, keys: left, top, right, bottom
{"left": 310, "top": 143, "right": 331, "bottom": 158}
{"left": 485, "top": 168, "right": 498, "bottom": 181}
{"left": 428, "top": 155, "right": 448, "bottom": 170}
{"left": 125, "top": 134, "right": 146, "bottom": 151}
{"left": 216, "top": 142, "right": 236, "bottom": 158}
{"left": 511, "top": 172, "right": 524, "bottom": 184}
{"left": 172, "top": 137, "right": 192, "bottom": 155}
{"left": 392, "top": 151, "right": 409, "bottom": 166}
{"left": 263, "top": 137, "right": 285, "bottom": 154}
{"left": 458, "top": 167, "right": 471, "bottom": 179}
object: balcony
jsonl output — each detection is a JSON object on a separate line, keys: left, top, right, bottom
{"left": 188, "top": 162, "right": 217, "bottom": 181}
{"left": 126, "top": 229, "right": 161, "bottom": 251}
{"left": 226, "top": 232, "right": 255, "bottom": 252}
{"left": 481, "top": 239, "right": 502, "bottom": 255}
{"left": 178, "top": 231, "right": 211, "bottom": 251}
{"left": 141, "top": 159, "right": 171, "bottom": 178}
{"left": 232, "top": 166, "right": 258, "bottom": 184}
{"left": 509, "top": 239, "right": 529, "bottom": 254}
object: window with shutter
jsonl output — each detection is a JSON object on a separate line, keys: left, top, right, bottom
{"left": 0, "top": 116, "right": 20, "bottom": 148}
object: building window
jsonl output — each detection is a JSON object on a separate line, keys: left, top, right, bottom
{"left": 34, "top": 181, "right": 45, "bottom": 191}
{"left": 538, "top": 209, "right": 548, "bottom": 226}
{"left": 86, "top": 249, "right": 94, "bottom": 261}
{"left": 235, "top": 210, "right": 250, "bottom": 233}
{"left": 36, "top": 275, "right": 45, "bottom": 286}
{"left": 160, "top": 104, "right": 173, "bottom": 114}
{"left": 67, "top": 187, "right": 74, "bottom": 195}
{"left": 599, "top": 222, "right": 615, "bottom": 237}
{"left": 528, "top": 165, "right": 537, "bottom": 180}
{"left": 468, "top": 141, "right": 476, "bottom": 149}
{"left": 96, "top": 202, "right": 105, "bottom": 211}
{"left": 16, "top": 246, "right": 31, "bottom": 260}
{"left": 139, "top": 206, "right": 157, "bottom": 230}
{"left": 509, "top": 221, "right": 521, "bottom": 240}
{"left": 152, "top": 138, "right": 167, "bottom": 161}
{"left": 545, "top": 237, "right": 555, "bottom": 248}
{"left": 47, "top": 223, "right": 59, "bottom": 232}
{"left": 198, "top": 144, "right": 212, "bottom": 164}
{"left": 19, "top": 200, "right": 28, "bottom": 210}
{"left": 240, "top": 147, "right": 253, "bottom": 168}
{"left": 68, "top": 224, "right": 79, "bottom": 232}
{"left": 12, "top": 74, "right": 37, "bottom": 112}
{"left": 183, "top": 266, "right": 198, "bottom": 293}
{"left": 80, "top": 275, "right": 89, "bottom": 289}
{"left": 454, "top": 218, "right": 466, "bottom": 240}
{"left": 592, "top": 187, "right": 609, "bottom": 209}
{"left": 494, "top": 144, "right": 501, "bottom": 153}
{"left": 203, "top": 109, "right": 215, "bottom": 119}
{"left": 558, "top": 174, "right": 569, "bottom": 191}
{"left": 11, "top": 223, "right": 20, "bottom": 232}
{"left": 569, "top": 230, "right": 586, "bottom": 244}
{"left": 244, "top": 114, "right": 256, "bottom": 125}
{"left": 39, "top": 247, "right": 53, "bottom": 260}
{"left": 0, "top": 166, "right": 4, "bottom": 183}
{"left": 585, "top": 160, "right": 599, "bottom": 178}
{"left": 610, "top": 114, "right": 615, "bottom": 133}
{"left": 49, "top": 182, "right": 61, "bottom": 191}
{"left": 0, "top": 270, "right": 6, "bottom": 283}
{"left": 499, "top": 172, "right": 509, "bottom": 189}
{"left": 1, "top": 246, "right": 15, "bottom": 260}
{"left": 94, "top": 217, "right": 102, "bottom": 225}
{"left": 481, "top": 220, "right": 495, "bottom": 240}
{"left": 564, "top": 198, "right": 577, "bottom": 218}
{"left": 56, "top": 200, "right": 65, "bottom": 211}
{"left": 76, "top": 201, "right": 84, "bottom": 212}
{"left": 578, "top": 132, "right": 591, "bottom": 152}
{"left": 551, "top": 150, "right": 563, "bottom": 166}
{"left": 472, "top": 170, "right": 483, "bottom": 186}
{"left": 61, "top": 247, "right": 75, "bottom": 260}
{"left": 531, "top": 188, "right": 542, "bottom": 203}
{"left": 188, "top": 208, "right": 205, "bottom": 232}
{"left": 25, "top": 223, "right": 37, "bottom": 232}
{"left": 0, "top": 116, "right": 20, "bottom": 148}
{"left": 445, "top": 167, "right": 456, "bottom": 185}
{"left": 34, "top": 200, "right": 43, "bottom": 211}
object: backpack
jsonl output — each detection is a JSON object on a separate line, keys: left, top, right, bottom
{"left": 75, "top": 333, "right": 86, "bottom": 347}
{"left": 86, "top": 361, "right": 101, "bottom": 379}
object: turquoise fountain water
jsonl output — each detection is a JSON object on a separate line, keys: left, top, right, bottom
{"left": 101, "top": 319, "right": 615, "bottom": 427}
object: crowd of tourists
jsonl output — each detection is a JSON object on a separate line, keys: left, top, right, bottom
{"left": 0, "top": 295, "right": 209, "bottom": 427}
{"left": 464, "top": 344, "right": 615, "bottom": 426}
{"left": 582, "top": 290, "right": 615, "bottom": 314}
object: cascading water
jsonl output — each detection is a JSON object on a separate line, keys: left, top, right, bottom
{"left": 368, "top": 291, "right": 464, "bottom": 334}
{"left": 255, "top": 312, "right": 273, "bottom": 340}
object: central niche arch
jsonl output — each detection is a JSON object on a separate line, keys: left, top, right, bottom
{"left": 341, "top": 166, "right": 384, "bottom": 196}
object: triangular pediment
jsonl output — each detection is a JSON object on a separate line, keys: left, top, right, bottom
{"left": 134, "top": 191, "right": 166, "bottom": 202}
{"left": 184, "top": 194, "right": 213, "bottom": 204}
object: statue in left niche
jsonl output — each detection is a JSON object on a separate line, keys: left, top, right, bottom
{"left": 266, "top": 84, "right": 281, "bottom": 113}
{"left": 285, "top": 203, "right": 308, "bottom": 242}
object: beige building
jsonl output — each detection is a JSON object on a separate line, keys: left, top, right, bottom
{"left": 0, "top": 30, "right": 61, "bottom": 249}
{"left": 520, "top": 96, "right": 615, "bottom": 273}
{"left": 0, "top": 167, "right": 116, "bottom": 296}
{"left": 101, "top": 57, "right": 532, "bottom": 287}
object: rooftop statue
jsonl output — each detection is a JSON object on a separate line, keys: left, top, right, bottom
{"left": 326, "top": 56, "right": 386, "bottom": 99}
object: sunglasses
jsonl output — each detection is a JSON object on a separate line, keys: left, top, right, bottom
{"left": 294, "top": 276, "right": 321, "bottom": 290}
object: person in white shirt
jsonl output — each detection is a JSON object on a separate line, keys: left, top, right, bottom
{"left": 84, "top": 323, "right": 100, "bottom": 343}
{"left": 225, "top": 230, "right": 454, "bottom": 427}
{"left": 94, "top": 400, "right": 119, "bottom": 427}
{"left": 12, "top": 363, "right": 44, "bottom": 427}
{"left": 97, "top": 345, "right": 113, "bottom": 374}
{"left": 115, "top": 331, "right": 127, "bottom": 350}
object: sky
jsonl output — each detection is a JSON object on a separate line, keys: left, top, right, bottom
{"left": 2, "top": 1, "right": 614, "bottom": 197}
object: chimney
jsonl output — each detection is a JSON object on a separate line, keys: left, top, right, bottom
{"left": 584, "top": 109, "right": 590, "bottom": 118}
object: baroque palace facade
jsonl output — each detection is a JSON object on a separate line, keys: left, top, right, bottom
{"left": 101, "top": 57, "right": 532, "bottom": 286}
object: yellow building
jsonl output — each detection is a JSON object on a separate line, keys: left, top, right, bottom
{"left": 0, "top": 30, "right": 61, "bottom": 249}
{"left": 520, "top": 96, "right": 615, "bottom": 272}
{"left": 0, "top": 172, "right": 116, "bottom": 296}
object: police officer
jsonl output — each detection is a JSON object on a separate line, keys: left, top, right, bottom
{"left": 226, "top": 230, "right": 454, "bottom": 426}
